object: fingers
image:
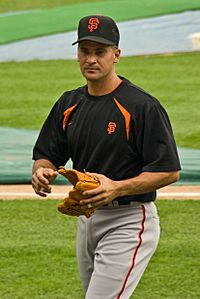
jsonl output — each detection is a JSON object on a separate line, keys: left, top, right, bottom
{"left": 32, "top": 179, "right": 51, "bottom": 197}
{"left": 82, "top": 185, "right": 102, "bottom": 197}
{"left": 32, "top": 167, "right": 58, "bottom": 197}
{"left": 80, "top": 186, "right": 109, "bottom": 207}
{"left": 80, "top": 195, "right": 107, "bottom": 208}
{"left": 37, "top": 168, "right": 58, "bottom": 184}
{"left": 80, "top": 173, "right": 119, "bottom": 208}
{"left": 33, "top": 188, "right": 49, "bottom": 197}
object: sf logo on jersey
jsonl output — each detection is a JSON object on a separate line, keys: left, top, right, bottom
{"left": 107, "top": 122, "right": 117, "bottom": 135}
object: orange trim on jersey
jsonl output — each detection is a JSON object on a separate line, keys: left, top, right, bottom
{"left": 62, "top": 104, "right": 78, "bottom": 130}
{"left": 113, "top": 98, "right": 131, "bottom": 141}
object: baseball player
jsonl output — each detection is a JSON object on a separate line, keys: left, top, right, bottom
{"left": 32, "top": 15, "right": 181, "bottom": 298}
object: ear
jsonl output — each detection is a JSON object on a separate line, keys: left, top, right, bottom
{"left": 77, "top": 47, "right": 80, "bottom": 62}
{"left": 114, "top": 48, "right": 121, "bottom": 63}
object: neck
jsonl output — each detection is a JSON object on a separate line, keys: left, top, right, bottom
{"left": 87, "top": 74, "right": 122, "bottom": 96}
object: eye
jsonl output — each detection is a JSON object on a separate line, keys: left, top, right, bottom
{"left": 80, "top": 48, "right": 88, "bottom": 55}
{"left": 96, "top": 49, "right": 106, "bottom": 56}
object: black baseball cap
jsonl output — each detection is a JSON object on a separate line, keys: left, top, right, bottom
{"left": 72, "top": 15, "right": 120, "bottom": 46}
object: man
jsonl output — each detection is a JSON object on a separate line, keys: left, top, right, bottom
{"left": 32, "top": 15, "right": 181, "bottom": 298}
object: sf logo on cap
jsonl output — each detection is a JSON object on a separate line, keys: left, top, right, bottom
{"left": 88, "top": 18, "right": 100, "bottom": 32}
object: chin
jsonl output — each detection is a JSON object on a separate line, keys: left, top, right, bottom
{"left": 84, "top": 73, "right": 101, "bottom": 81}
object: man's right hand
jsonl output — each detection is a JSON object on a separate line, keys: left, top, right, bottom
{"left": 32, "top": 167, "right": 58, "bottom": 197}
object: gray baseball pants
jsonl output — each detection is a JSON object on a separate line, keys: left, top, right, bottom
{"left": 76, "top": 201, "right": 160, "bottom": 299}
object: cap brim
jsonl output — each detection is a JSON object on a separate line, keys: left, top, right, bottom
{"left": 72, "top": 36, "right": 116, "bottom": 46}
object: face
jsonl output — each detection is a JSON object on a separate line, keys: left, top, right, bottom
{"left": 77, "top": 40, "right": 120, "bottom": 82}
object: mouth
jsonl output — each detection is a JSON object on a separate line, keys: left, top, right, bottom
{"left": 84, "top": 67, "right": 99, "bottom": 72}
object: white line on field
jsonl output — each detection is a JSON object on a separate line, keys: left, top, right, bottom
{"left": 158, "top": 192, "right": 200, "bottom": 197}
{"left": 0, "top": 192, "right": 66, "bottom": 196}
{"left": 0, "top": 192, "right": 200, "bottom": 199}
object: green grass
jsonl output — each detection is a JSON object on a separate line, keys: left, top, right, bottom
{"left": 0, "top": 52, "right": 200, "bottom": 148}
{"left": 0, "top": 0, "right": 104, "bottom": 13}
{"left": 119, "top": 53, "right": 200, "bottom": 149}
{"left": 0, "top": 199, "right": 199, "bottom": 299}
{"left": 0, "top": 0, "right": 200, "bottom": 44}
{"left": 0, "top": 59, "right": 85, "bottom": 129}
{"left": 133, "top": 200, "right": 200, "bottom": 299}
{"left": 0, "top": 199, "right": 82, "bottom": 299}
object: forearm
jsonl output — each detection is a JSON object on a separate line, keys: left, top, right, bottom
{"left": 115, "top": 171, "right": 180, "bottom": 197}
{"left": 81, "top": 170, "right": 180, "bottom": 208}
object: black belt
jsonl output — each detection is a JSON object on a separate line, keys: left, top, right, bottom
{"left": 103, "top": 200, "right": 134, "bottom": 207}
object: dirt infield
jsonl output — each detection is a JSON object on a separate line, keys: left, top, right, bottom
{"left": 0, "top": 184, "right": 200, "bottom": 200}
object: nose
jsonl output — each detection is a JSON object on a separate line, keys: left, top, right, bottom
{"left": 86, "top": 54, "right": 97, "bottom": 64}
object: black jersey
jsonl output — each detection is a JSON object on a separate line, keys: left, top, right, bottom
{"left": 33, "top": 77, "right": 181, "bottom": 203}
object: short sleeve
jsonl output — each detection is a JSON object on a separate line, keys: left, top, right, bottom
{"left": 136, "top": 101, "right": 181, "bottom": 172}
{"left": 32, "top": 95, "right": 70, "bottom": 168}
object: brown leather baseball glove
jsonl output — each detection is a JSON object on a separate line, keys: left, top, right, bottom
{"left": 57, "top": 166, "right": 100, "bottom": 218}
